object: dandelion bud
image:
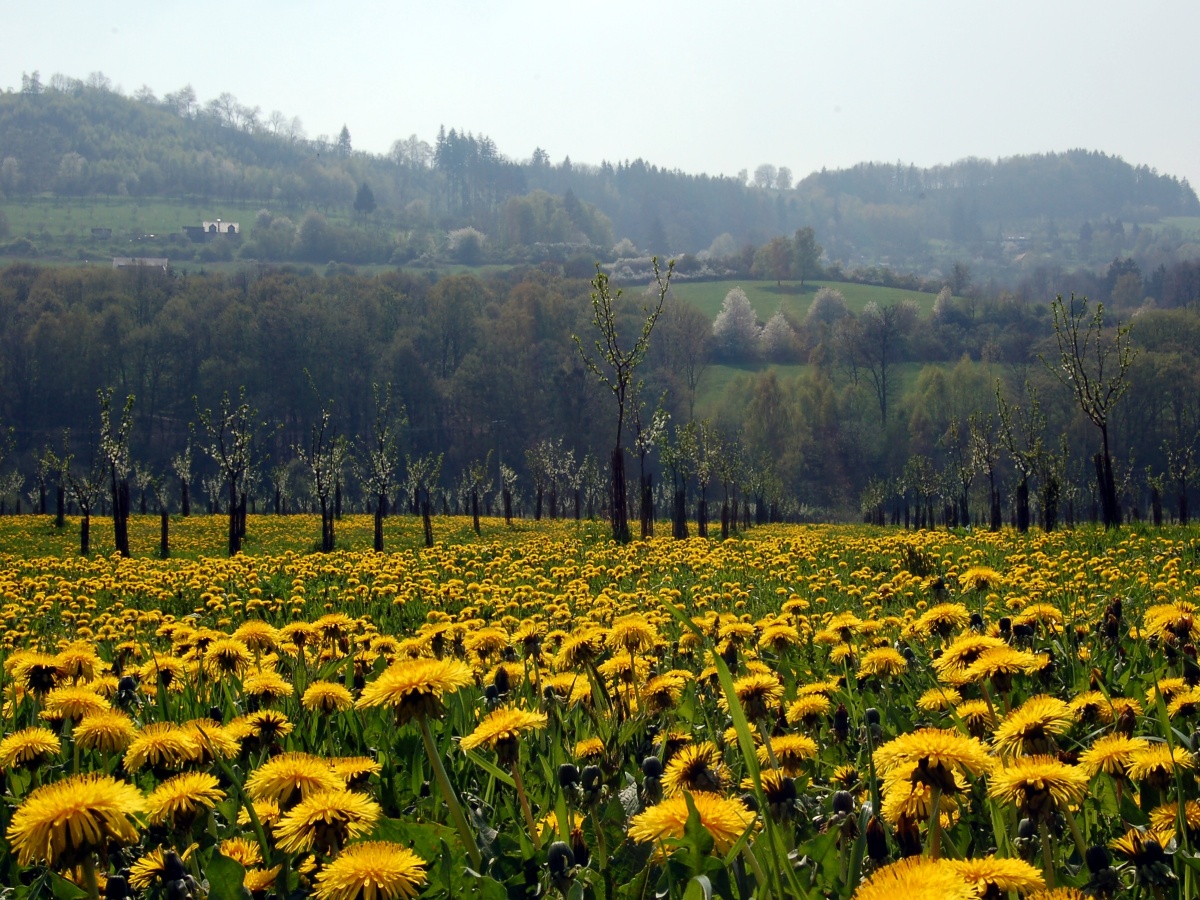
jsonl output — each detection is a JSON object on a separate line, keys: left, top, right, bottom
{"left": 547, "top": 841, "right": 574, "bottom": 877}
{"left": 865, "top": 815, "right": 889, "bottom": 863}
{"left": 831, "top": 790, "right": 854, "bottom": 815}
{"left": 558, "top": 764, "right": 580, "bottom": 789}
{"left": 641, "top": 756, "right": 663, "bottom": 780}
{"left": 1085, "top": 844, "right": 1112, "bottom": 872}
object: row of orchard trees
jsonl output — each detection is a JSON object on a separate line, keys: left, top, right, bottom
{"left": 859, "top": 294, "right": 1199, "bottom": 532}
{"left": 3, "top": 259, "right": 1200, "bottom": 530}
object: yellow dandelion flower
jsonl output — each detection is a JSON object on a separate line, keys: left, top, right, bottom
{"left": 1127, "top": 743, "right": 1194, "bottom": 789}
{"left": 124, "top": 722, "right": 202, "bottom": 773}
{"left": 146, "top": 772, "right": 225, "bottom": 828}
{"left": 0, "top": 726, "right": 61, "bottom": 770}
{"left": 219, "top": 836, "right": 263, "bottom": 867}
{"left": 992, "top": 695, "right": 1076, "bottom": 757}
{"left": 723, "top": 672, "right": 783, "bottom": 720}
{"left": 74, "top": 709, "right": 139, "bottom": 755}
{"left": 329, "top": 756, "right": 383, "bottom": 786}
{"left": 41, "top": 684, "right": 110, "bottom": 726}
{"left": 852, "top": 856, "right": 974, "bottom": 900}
{"left": 312, "top": 841, "right": 427, "bottom": 900}
{"left": 857, "top": 647, "right": 907, "bottom": 679}
{"left": 355, "top": 657, "right": 474, "bottom": 724}
{"left": 275, "top": 788, "right": 383, "bottom": 854}
{"left": 786, "top": 694, "right": 832, "bottom": 725}
{"left": 873, "top": 728, "right": 990, "bottom": 793}
{"left": 627, "top": 792, "right": 754, "bottom": 855}
{"left": 917, "top": 687, "right": 962, "bottom": 712}
{"left": 7, "top": 773, "right": 144, "bottom": 867}
{"left": 987, "top": 755, "right": 1090, "bottom": 818}
{"left": 1078, "top": 734, "right": 1147, "bottom": 777}
{"left": 663, "top": 742, "right": 727, "bottom": 795}
{"left": 948, "top": 856, "right": 1045, "bottom": 896}
{"left": 246, "top": 752, "right": 344, "bottom": 807}
{"left": 460, "top": 706, "right": 547, "bottom": 765}
{"left": 758, "top": 734, "right": 818, "bottom": 776}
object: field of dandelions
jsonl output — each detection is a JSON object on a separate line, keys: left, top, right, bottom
{"left": 1, "top": 513, "right": 1199, "bottom": 900}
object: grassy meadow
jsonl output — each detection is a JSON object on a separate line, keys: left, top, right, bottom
{"left": 1, "top": 512, "right": 1199, "bottom": 898}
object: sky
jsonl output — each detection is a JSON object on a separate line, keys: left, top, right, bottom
{"left": 6, "top": 1, "right": 1200, "bottom": 189}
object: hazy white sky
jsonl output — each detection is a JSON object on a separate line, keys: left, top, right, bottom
{"left": 6, "top": 1, "right": 1199, "bottom": 188}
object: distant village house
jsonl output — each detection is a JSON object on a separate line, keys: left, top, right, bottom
{"left": 183, "top": 220, "right": 241, "bottom": 242}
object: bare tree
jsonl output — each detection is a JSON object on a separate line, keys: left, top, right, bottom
{"left": 405, "top": 453, "right": 442, "bottom": 548}
{"left": 197, "top": 390, "right": 257, "bottom": 556}
{"left": 1044, "top": 294, "right": 1136, "bottom": 528}
{"left": 296, "top": 396, "right": 347, "bottom": 553}
{"left": 98, "top": 389, "right": 134, "bottom": 557}
{"left": 171, "top": 424, "right": 195, "bottom": 517}
{"left": 357, "top": 384, "right": 406, "bottom": 552}
{"left": 574, "top": 258, "right": 673, "bottom": 542}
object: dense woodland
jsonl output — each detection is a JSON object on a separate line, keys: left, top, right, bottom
{"left": 1, "top": 254, "right": 1199, "bottom": 532}
{"left": 3, "top": 74, "right": 1199, "bottom": 285}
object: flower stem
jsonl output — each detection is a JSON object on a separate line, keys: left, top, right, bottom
{"left": 1039, "top": 819, "right": 1056, "bottom": 889}
{"left": 419, "top": 714, "right": 482, "bottom": 870}
{"left": 82, "top": 854, "right": 100, "bottom": 900}
{"left": 928, "top": 785, "right": 943, "bottom": 860}
{"left": 512, "top": 762, "right": 541, "bottom": 851}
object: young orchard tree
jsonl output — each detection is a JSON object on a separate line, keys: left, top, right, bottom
{"left": 405, "top": 452, "right": 442, "bottom": 548}
{"left": 154, "top": 476, "right": 171, "bottom": 559}
{"left": 997, "top": 382, "right": 1046, "bottom": 533}
{"left": 500, "top": 463, "right": 517, "bottom": 525}
{"left": 98, "top": 389, "right": 135, "bottom": 557}
{"left": 296, "top": 397, "right": 348, "bottom": 553}
{"left": 50, "top": 434, "right": 106, "bottom": 556}
{"left": 197, "top": 389, "right": 258, "bottom": 556}
{"left": 463, "top": 452, "right": 493, "bottom": 536}
{"left": 356, "top": 384, "right": 406, "bottom": 552}
{"left": 968, "top": 410, "right": 1003, "bottom": 531}
{"left": 171, "top": 425, "right": 195, "bottom": 517}
{"left": 1044, "top": 293, "right": 1136, "bottom": 528}
{"left": 574, "top": 257, "right": 673, "bottom": 543}
{"left": 632, "top": 400, "right": 668, "bottom": 539}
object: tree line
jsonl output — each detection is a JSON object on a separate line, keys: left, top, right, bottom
{"left": 1, "top": 255, "right": 1199, "bottom": 542}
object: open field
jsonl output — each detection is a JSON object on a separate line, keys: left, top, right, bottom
{"left": 1, "top": 514, "right": 1198, "bottom": 898}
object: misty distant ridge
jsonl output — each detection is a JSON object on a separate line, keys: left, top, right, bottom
{"left": 1, "top": 75, "right": 1197, "bottom": 280}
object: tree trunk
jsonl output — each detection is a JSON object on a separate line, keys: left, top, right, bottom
{"left": 610, "top": 448, "right": 630, "bottom": 543}
{"left": 673, "top": 487, "right": 688, "bottom": 540}
{"left": 422, "top": 498, "right": 434, "bottom": 548}
{"left": 374, "top": 495, "right": 385, "bottom": 552}
{"left": 639, "top": 474, "right": 652, "bottom": 539}
{"left": 472, "top": 490, "right": 480, "bottom": 536}
{"left": 160, "top": 507, "right": 170, "bottom": 559}
{"left": 503, "top": 488, "right": 512, "bottom": 525}
{"left": 697, "top": 492, "right": 708, "bottom": 539}
{"left": 1181, "top": 488, "right": 1190, "bottom": 527}
{"left": 1152, "top": 487, "right": 1163, "bottom": 527}
{"left": 228, "top": 478, "right": 241, "bottom": 556}
{"left": 56, "top": 485, "right": 65, "bottom": 529}
{"left": 721, "top": 502, "right": 729, "bottom": 540}
{"left": 1016, "top": 477, "right": 1030, "bottom": 533}
{"left": 181, "top": 481, "right": 191, "bottom": 517}
{"left": 80, "top": 513, "right": 90, "bottom": 556}
{"left": 534, "top": 487, "right": 543, "bottom": 521}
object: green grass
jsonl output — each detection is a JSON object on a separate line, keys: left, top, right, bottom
{"left": 1, "top": 196, "right": 268, "bottom": 239}
{"left": 663, "top": 279, "right": 938, "bottom": 321}
{"left": 1154, "top": 216, "right": 1200, "bottom": 239}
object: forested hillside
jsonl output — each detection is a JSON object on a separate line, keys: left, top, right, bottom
{"left": 3, "top": 74, "right": 1198, "bottom": 283}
